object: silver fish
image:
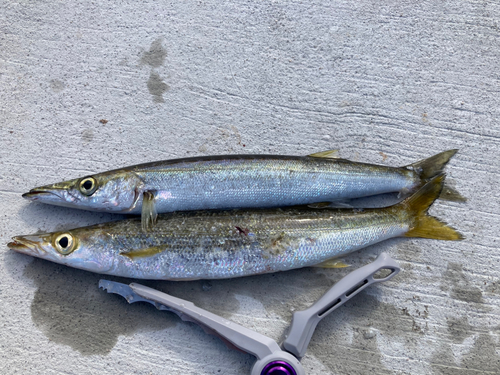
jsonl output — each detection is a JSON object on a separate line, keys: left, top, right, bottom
{"left": 22, "top": 150, "right": 462, "bottom": 230}
{"left": 10, "top": 175, "right": 462, "bottom": 280}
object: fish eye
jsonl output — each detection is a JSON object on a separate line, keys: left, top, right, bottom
{"left": 54, "top": 233, "right": 76, "bottom": 255}
{"left": 79, "top": 177, "right": 97, "bottom": 196}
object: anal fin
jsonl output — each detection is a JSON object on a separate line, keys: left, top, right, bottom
{"left": 142, "top": 191, "right": 158, "bottom": 232}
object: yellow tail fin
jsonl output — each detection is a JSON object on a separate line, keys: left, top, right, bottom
{"left": 402, "top": 175, "right": 463, "bottom": 240}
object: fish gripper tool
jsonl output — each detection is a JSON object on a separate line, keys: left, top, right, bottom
{"left": 99, "top": 252, "right": 400, "bottom": 375}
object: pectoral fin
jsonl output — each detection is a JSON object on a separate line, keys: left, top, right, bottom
{"left": 308, "top": 149, "right": 340, "bottom": 159}
{"left": 141, "top": 191, "right": 158, "bottom": 232}
{"left": 312, "top": 259, "right": 350, "bottom": 268}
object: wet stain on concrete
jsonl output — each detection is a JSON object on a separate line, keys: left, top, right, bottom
{"left": 430, "top": 343, "right": 458, "bottom": 375}
{"left": 431, "top": 333, "right": 500, "bottom": 374}
{"left": 198, "top": 126, "right": 243, "bottom": 154}
{"left": 24, "top": 259, "right": 177, "bottom": 355}
{"left": 151, "top": 267, "right": 330, "bottom": 324}
{"left": 147, "top": 71, "right": 169, "bottom": 103}
{"left": 50, "top": 79, "right": 65, "bottom": 93}
{"left": 395, "top": 241, "right": 422, "bottom": 261}
{"left": 446, "top": 316, "right": 472, "bottom": 343}
{"left": 461, "top": 334, "right": 500, "bottom": 373}
{"left": 81, "top": 128, "right": 94, "bottom": 143}
{"left": 485, "top": 279, "right": 500, "bottom": 295}
{"left": 441, "top": 263, "right": 484, "bottom": 304}
{"left": 236, "top": 267, "right": 332, "bottom": 323}
{"left": 396, "top": 261, "right": 418, "bottom": 285}
{"left": 140, "top": 38, "right": 167, "bottom": 68}
{"left": 307, "top": 292, "right": 416, "bottom": 375}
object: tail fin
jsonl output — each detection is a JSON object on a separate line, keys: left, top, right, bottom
{"left": 407, "top": 149, "right": 466, "bottom": 202}
{"left": 440, "top": 183, "right": 467, "bottom": 202}
{"left": 407, "top": 149, "right": 458, "bottom": 180}
{"left": 402, "top": 175, "right": 463, "bottom": 240}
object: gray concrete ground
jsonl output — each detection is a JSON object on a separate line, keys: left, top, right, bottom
{"left": 1, "top": 1, "right": 499, "bottom": 374}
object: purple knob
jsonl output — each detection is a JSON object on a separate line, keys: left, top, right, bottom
{"left": 261, "top": 361, "right": 297, "bottom": 375}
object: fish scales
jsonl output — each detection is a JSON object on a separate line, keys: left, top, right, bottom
{"left": 7, "top": 206, "right": 411, "bottom": 280}
{"left": 132, "top": 157, "right": 414, "bottom": 213}
{"left": 22, "top": 151, "right": 461, "bottom": 222}
{"left": 112, "top": 211, "right": 407, "bottom": 280}
{"left": 10, "top": 176, "right": 462, "bottom": 280}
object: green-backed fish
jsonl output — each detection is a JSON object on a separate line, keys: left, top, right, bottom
{"left": 22, "top": 150, "right": 463, "bottom": 230}
{"left": 10, "top": 175, "right": 462, "bottom": 280}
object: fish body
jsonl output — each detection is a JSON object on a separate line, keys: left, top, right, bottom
{"left": 10, "top": 176, "right": 462, "bottom": 280}
{"left": 22, "top": 151, "right": 460, "bottom": 226}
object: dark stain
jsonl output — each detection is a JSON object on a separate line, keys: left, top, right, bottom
{"left": 23, "top": 256, "right": 243, "bottom": 356}
{"left": 140, "top": 38, "right": 167, "bottom": 68}
{"left": 485, "top": 279, "right": 500, "bottom": 295}
{"left": 147, "top": 71, "right": 169, "bottom": 103}
{"left": 237, "top": 267, "right": 334, "bottom": 324}
{"left": 452, "top": 287, "right": 483, "bottom": 304}
{"left": 430, "top": 343, "right": 458, "bottom": 375}
{"left": 462, "top": 334, "right": 500, "bottom": 373}
{"left": 446, "top": 316, "right": 472, "bottom": 344}
{"left": 99, "top": 119, "right": 108, "bottom": 124}
{"left": 235, "top": 226, "right": 249, "bottom": 236}
{"left": 431, "top": 333, "right": 500, "bottom": 374}
{"left": 24, "top": 259, "right": 178, "bottom": 355}
{"left": 50, "top": 79, "right": 65, "bottom": 93}
{"left": 395, "top": 261, "right": 417, "bottom": 285}
{"left": 441, "top": 263, "right": 484, "bottom": 304}
{"left": 81, "top": 129, "right": 94, "bottom": 143}
{"left": 313, "top": 324, "right": 390, "bottom": 375}
{"left": 395, "top": 241, "right": 422, "bottom": 261}
{"left": 308, "top": 292, "right": 413, "bottom": 374}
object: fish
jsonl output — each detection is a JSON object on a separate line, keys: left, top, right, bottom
{"left": 9, "top": 175, "right": 462, "bottom": 280}
{"left": 22, "top": 149, "right": 463, "bottom": 231}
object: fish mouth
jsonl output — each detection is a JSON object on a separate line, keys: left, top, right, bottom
{"left": 8, "top": 236, "right": 45, "bottom": 257}
{"left": 22, "top": 188, "right": 64, "bottom": 201}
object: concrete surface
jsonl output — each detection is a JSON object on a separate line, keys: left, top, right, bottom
{"left": 1, "top": 1, "right": 499, "bottom": 374}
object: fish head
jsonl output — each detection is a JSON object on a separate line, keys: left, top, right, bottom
{"left": 22, "top": 171, "right": 144, "bottom": 212}
{"left": 8, "top": 227, "right": 116, "bottom": 273}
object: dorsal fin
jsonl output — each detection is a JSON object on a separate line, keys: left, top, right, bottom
{"left": 308, "top": 150, "right": 340, "bottom": 159}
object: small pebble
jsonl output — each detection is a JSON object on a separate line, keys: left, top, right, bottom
{"left": 363, "top": 328, "right": 376, "bottom": 339}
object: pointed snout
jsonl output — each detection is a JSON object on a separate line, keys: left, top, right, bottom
{"left": 8, "top": 235, "right": 45, "bottom": 257}
{"left": 22, "top": 186, "right": 64, "bottom": 201}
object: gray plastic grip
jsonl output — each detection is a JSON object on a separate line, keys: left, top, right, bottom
{"left": 99, "top": 280, "right": 282, "bottom": 361}
{"left": 282, "top": 253, "right": 400, "bottom": 358}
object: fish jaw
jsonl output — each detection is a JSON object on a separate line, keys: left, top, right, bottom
{"left": 8, "top": 233, "right": 69, "bottom": 266}
{"left": 8, "top": 232, "right": 115, "bottom": 274}
{"left": 8, "top": 235, "right": 49, "bottom": 257}
{"left": 22, "top": 173, "right": 144, "bottom": 213}
{"left": 22, "top": 179, "right": 81, "bottom": 207}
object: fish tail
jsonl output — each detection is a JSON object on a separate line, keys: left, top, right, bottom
{"left": 401, "top": 175, "right": 463, "bottom": 240}
{"left": 407, "top": 149, "right": 466, "bottom": 202}
{"left": 407, "top": 149, "right": 458, "bottom": 180}
{"left": 439, "top": 183, "right": 467, "bottom": 202}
